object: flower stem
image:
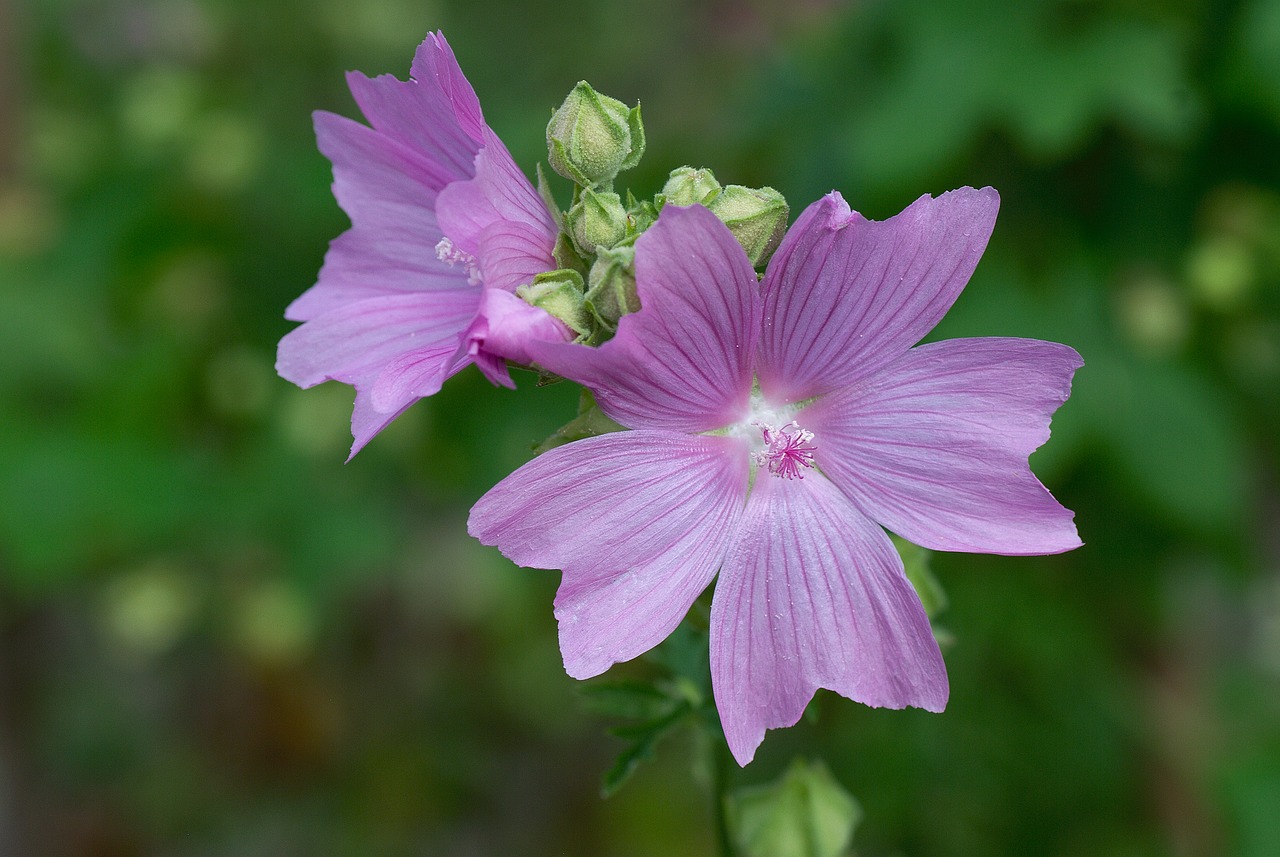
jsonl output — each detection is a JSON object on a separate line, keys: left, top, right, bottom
{"left": 709, "top": 734, "right": 735, "bottom": 857}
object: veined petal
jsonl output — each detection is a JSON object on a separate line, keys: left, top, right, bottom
{"left": 409, "top": 31, "right": 486, "bottom": 145}
{"left": 803, "top": 337, "right": 1082, "bottom": 555}
{"left": 344, "top": 32, "right": 485, "bottom": 186}
{"left": 276, "top": 289, "right": 480, "bottom": 455}
{"left": 451, "top": 289, "right": 570, "bottom": 389}
{"left": 469, "top": 431, "right": 750, "bottom": 679}
{"left": 710, "top": 474, "right": 947, "bottom": 766}
{"left": 528, "top": 205, "right": 760, "bottom": 432}
{"left": 435, "top": 129, "right": 557, "bottom": 289}
{"left": 288, "top": 112, "right": 471, "bottom": 321}
{"left": 277, "top": 290, "right": 478, "bottom": 388}
{"left": 757, "top": 187, "right": 999, "bottom": 403}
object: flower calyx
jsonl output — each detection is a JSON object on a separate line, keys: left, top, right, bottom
{"left": 547, "top": 81, "right": 644, "bottom": 190}
{"left": 516, "top": 269, "right": 592, "bottom": 338}
{"left": 585, "top": 243, "right": 638, "bottom": 328}
{"left": 659, "top": 166, "right": 722, "bottom": 208}
{"left": 568, "top": 187, "right": 629, "bottom": 255}
{"left": 709, "top": 185, "right": 789, "bottom": 268}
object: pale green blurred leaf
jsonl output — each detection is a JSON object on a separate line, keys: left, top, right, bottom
{"left": 727, "top": 758, "right": 862, "bottom": 857}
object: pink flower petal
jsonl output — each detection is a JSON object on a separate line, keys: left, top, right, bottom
{"left": 435, "top": 130, "right": 557, "bottom": 292}
{"left": 710, "top": 474, "right": 947, "bottom": 766}
{"left": 469, "top": 431, "right": 750, "bottom": 679}
{"left": 451, "top": 289, "right": 570, "bottom": 389}
{"left": 408, "top": 32, "right": 485, "bottom": 145}
{"left": 757, "top": 187, "right": 1000, "bottom": 403}
{"left": 287, "top": 112, "right": 470, "bottom": 321}
{"left": 276, "top": 289, "right": 480, "bottom": 456}
{"left": 803, "top": 337, "right": 1083, "bottom": 555}
{"left": 528, "top": 205, "right": 760, "bottom": 432}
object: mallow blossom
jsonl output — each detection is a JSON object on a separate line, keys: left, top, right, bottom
{"left": 469, "top": 190, "right": 1083, "bottom": 765}
{"left": 277, "top": 32, "right": 564, "bottom": 457}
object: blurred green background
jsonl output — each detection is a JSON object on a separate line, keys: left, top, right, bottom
{"left": 1, "top": 0, "right": 1279, "bottom": 854}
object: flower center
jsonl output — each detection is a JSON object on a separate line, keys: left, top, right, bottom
{"left": 435, "top": 237, "right": 481, "bottom": 285}
{"left": 753, "top": 420, "right": 817, "bottom": 480}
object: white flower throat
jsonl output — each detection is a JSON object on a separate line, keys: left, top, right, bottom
{"left": 732, "top": 394, "right": 818, "bottom": 480}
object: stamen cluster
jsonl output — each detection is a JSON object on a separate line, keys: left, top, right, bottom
{"left": 753, "top": 421, "right": 817, "bottom": 480}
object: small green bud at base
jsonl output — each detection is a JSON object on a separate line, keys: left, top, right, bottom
{"left": 517, "top": 269, "right": 592, "bottom": 338}
{"left": 709, "top": 185, "right": 789, "bottom": 268}
{"left": 585, "top": 244, "right": 638, "bottom": 326}
{"left": 661, "top": 166, "right": 721, "bottom": 208}
{"left": 568, "top": 188, "right": 629, "bottom": 254}
{"left": 546, "top": 81, "right": 643, "bottom": 189}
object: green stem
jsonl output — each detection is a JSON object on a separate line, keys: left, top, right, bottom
{"left": 710, "top": 734, "right": 735, "bottom": 857}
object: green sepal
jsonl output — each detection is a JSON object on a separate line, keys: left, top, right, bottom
{"left": 890, "top": 534, "right": 954, "bottom": 647}
{"left": 620, "top": 101, "right": 646, "bottom": 172}
{"left": 585, "top": 243, "right": 638, "bottom": 327}
{"left": 532, "top": 388, "right": 625, "bottom": 455}
{"left": 516, "top": 269, "right": 591, "bottom": 338}
{"left": 659, "top": 165, "right": 722, "bottom": 208}
{"left": 535, "top": 162, "right": 563, "bottom": 227}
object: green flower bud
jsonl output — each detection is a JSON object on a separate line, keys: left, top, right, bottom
{"left": 516, "top": 269, "right": 591, "bottom": 338}
{"left": 546, "top": 81, "right": 644, "bottom": 188}
{"left": 585, "top": 243, "right": 639, "bottom": 326}
{"left": 661, "top": 166, "right": 721, "bottom": 207}
{"left": 709, "top": 184, "right": 789, "bottom": 267}
{"left": 568, "top": 188, "right": 628, "bottom": 254}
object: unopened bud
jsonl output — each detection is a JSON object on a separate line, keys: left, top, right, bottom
{"left": 626, "top": 190, "right": 659, "bottom": 235}
{"left": 568, "top": 188, "right": 628, "bottom": 254}
{"left": 546, "top": 81, "right": 644, "bottom": 188}
{"left": 585, "top": 244, "right": 639, "bottom": 326}
{"left": 709, "top": 185, "right": 789, "bottom": 267}
{"left": 661, "top": 166, "right": 721, "bottom": 207}
{"left": 516, "top": 269, "right": 591, "bottom": 338}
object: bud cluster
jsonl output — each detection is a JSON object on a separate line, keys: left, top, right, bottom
{"left": 528, "top": 81, "right": 790, "bottom": 345}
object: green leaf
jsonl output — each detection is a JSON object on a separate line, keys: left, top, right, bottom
{"left": 891, "top": 534, "right": 948, "bottom": 619}
{"left": 579, "top": 680, "right": 674, "bottom": 720}
{"left": 599, "top": 705, "right": 688, "bottom": 798}
{"left": 727, "top": 758, "right": 862, "bottom": 857}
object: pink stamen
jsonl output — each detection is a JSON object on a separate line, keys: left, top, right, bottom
{"left": 754, "top": 421, "right": 817, "bottom": 480}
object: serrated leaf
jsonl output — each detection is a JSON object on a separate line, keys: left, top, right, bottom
{"left": 599, "top": 705, "right": 687, "bottom": 798}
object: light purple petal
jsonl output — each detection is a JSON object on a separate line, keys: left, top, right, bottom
{"left": 710, "top": 474, "right": 947, "bottom": 766}
{"left": 757, "top": 187, "right": 1000, "bottom": 403}
{"left": 276, "top": 289, "right": 480, "bottom": 454}
{"left": 802, "top": 337, "right": 1083, "bottom": 555}
{"left": 450, "top": 289, "right": 570, "bottom": 389}
{"left": 528, "top": 205, "right": 760, "bottom": 432}
{"left": 469, "top": 431, "right": 750, "bottom": 679}
{"left": 435, "top": 130, "right": 557, "bottom": 292}
{"left": 349, "top": 391, "right": 415, "bottom": 461}
{"left": 409, "top": 31, "right": 486, "bottom": 145}
{"left": 344, "top": 32, "right": 484, "bottom": 185}
{"left": 287, "top": 111, "right": 470, "bottom": 321}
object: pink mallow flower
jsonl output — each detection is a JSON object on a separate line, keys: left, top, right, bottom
{"left": 276, "top": 32, "right": 564, "bottom": 457}
{"left": 469, "top": 190, "right": 1083, "bottom": 765}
